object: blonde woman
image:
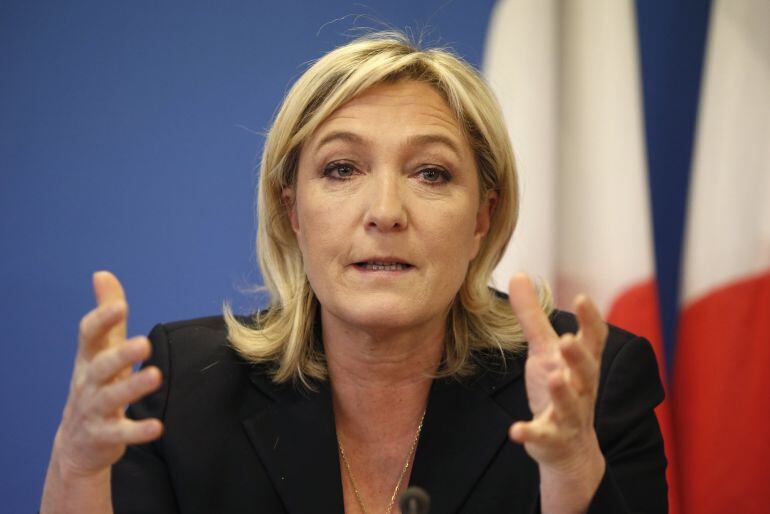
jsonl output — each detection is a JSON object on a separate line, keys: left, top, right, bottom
{"left": 41, "top": 33, "right": 667, "bottom": 514}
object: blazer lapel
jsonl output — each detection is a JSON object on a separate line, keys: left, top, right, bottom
{"left": 239, "top": 356, "right": 530, "bottom": 514}
{"left": 409, "top": 357, "right": 529, "bottom": 513}
{"left": 242, "top": 370, "right": 344, "bottom": 514}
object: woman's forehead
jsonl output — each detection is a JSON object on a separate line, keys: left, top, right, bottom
{"left": 305, "top": 80, "right": 468, "bottom": 152}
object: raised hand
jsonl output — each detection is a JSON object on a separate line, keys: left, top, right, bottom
{"left": 41, "top": 271, "right": 163, "bottom": 514}
{"left": 507, "top": 273, "right": 607, "bottom": 514}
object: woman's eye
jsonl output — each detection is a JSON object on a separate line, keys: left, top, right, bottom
{"left": 417, "top": 167, "right": 451, "bottom": 184}
{"left": 322, "top": 162, "right": 357, "bottom": 180}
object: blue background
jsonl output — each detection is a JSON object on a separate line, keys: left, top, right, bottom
{"left": 0, "top": 0, "right": 709, "bottom": 509}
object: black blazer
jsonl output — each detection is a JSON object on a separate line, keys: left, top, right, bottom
{"left": 112, "top": 310, "right": 667, "bottom": 513}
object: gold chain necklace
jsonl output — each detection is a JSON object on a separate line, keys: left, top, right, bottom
{"left": 338, "top": 410, "right": 426, "bottom": 514}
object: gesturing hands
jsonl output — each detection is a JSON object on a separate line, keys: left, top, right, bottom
{"left": 507, "top": 273, "right": 607, "bottom": 514}
{"left": 53, "top": 271, "right": 163, "bottom": 478}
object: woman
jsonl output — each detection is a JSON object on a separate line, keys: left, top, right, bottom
{"left": 41, "top": 33, "right": 667, "bottom": 513}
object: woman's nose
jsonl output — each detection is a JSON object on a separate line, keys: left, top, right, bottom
{"left": 364, "top": 173, "right": 408, "bottom": 232}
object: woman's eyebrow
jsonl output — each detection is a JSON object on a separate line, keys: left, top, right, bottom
{"left": 314, "top": 130, "right": 366, "bottom": 151}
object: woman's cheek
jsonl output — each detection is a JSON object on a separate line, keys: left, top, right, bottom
{"left": 433, "top": 205, "right": 479, "bottom": 252}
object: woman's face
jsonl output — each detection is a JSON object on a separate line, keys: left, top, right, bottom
{"left": 285, "top": 80, "right": 495, "bottom": 334}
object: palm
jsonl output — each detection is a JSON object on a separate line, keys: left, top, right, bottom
{"left": 524, "top": 348, "right": 564, "bottom": 416}
{"left": 54, "top": 272, "right": 163, "bottom": 476}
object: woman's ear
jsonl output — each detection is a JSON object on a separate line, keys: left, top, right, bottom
{"left": 475, "top": 189, "right": 498, "bottom": 238}
{"left": 281, "top": 187, "right": 299, "bottom": 234}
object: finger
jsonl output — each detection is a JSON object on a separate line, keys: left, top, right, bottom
{"left": 508, "top": 273, "right": 558, "bottom": 353}
{"left": 574, "top": 295, "right": 608, "bottom": 359}
{"left": 93, "top": 366, "right": 162, "bottom": 416}
{"left": 548, "top": 369, "right": 581, "bottom": 422}
{"left": 509, "top": 416, "right": 554, "bottom": 445}
{"left": 101, "top": 417, "right": 164, "bottom": 446}
{"left": 87, "top": 336, "right": 152, "bottom": 385}
{"left": 78, "top": 302, "right": 128, "bottom": 360}
{"left": 559, "top": 334, "right": 598, "bottom": 395}
{"left": 93, "top": 271, "right": 128, "bottom": 344}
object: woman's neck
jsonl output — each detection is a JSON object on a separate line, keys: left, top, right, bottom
{"left": 322, "top": 308, "right": 444, "bottom": 442}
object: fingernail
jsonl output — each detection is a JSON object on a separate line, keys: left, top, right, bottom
{"left": 93, "top": 270, "right": 109, "bottom": 283}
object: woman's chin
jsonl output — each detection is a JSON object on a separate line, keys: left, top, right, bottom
{"left": 321, "top": 298, "right": 441, "bottom": 335}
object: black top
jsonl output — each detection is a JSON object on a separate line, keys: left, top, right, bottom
{"left": 112, "top": 310, "right": 668, "bottom": 513}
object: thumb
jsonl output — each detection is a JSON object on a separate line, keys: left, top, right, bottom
{"left": 93, "top": 270, "right": 127, "bottom": 343}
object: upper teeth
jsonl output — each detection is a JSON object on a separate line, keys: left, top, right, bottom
{"left": 363, "top": 262, "right": 407, "bottom": 271}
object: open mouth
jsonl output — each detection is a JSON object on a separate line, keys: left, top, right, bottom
{"left": 354, "top": 261, "right": 413, "bottom": 271}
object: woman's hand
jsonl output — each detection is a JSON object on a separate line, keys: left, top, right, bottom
{"left": 40, "top": 271, "right": 163, "bottom": 514}
{"left": 507, "top": 273, "right": 607, "bottom": 514}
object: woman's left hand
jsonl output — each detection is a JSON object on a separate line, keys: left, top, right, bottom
{"left": 507, "top": 273, "right": 607, "bottom": 514}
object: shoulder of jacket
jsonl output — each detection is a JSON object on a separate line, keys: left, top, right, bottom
{"left": 153, "top": 313, "right": 256, "bottom": 341}
{"left": 147, "top": 314, "right": 257, "bottom": 372}
{"left": 159, "top": 314, "right": 245, "bottom": 333}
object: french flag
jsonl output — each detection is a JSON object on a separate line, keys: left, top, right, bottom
{"left": 484, "top": 0, "right": 769, "bottom": 512}
{"left": 674, "top": 0, "right": 770, "bottom": 512}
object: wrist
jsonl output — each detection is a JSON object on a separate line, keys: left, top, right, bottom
{"left": 547, "top": 432, "right": 604, "bottom": 475}
{"left": 41, "top": 452, "right": 112, "bottom": 514}
{"left": 539, "top": 436, "right": 605, "bottom": 514}
{"left": 50, "top": 451, "right": 112, "bottom": 484}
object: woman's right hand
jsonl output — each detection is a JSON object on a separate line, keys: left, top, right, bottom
{"left": 41, "top": 271, "right": 163, "bottom": 513}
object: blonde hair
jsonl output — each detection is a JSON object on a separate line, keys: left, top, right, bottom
{"left": 225, "top": 31, "right": 552, "bottom": 386}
